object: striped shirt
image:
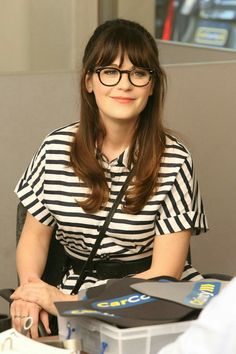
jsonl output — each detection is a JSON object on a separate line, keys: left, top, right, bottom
{"left": 15, "top": 122, "right": 208, "bottom": 293}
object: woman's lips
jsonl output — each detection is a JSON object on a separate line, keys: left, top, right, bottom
{"left": 111, "top": 96, "right": 135, "bottom": 104}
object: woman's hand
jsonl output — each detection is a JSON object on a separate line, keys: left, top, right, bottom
{"left": 10, "top": 278, "right": 72, "bottom": 316}
{"left": 10, "top": 299, "right": 50, "bottom": 339}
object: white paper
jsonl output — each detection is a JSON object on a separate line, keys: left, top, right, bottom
{"left": 0, "top": 328, "right": 75, "bottom": 353}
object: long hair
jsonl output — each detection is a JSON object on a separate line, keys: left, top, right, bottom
{"left": 70, "top": 19, "right": 167, "bottom": 214}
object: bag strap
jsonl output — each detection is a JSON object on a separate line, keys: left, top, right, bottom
{"left": 71, "top": 167, "right": 135, "bottom": 295}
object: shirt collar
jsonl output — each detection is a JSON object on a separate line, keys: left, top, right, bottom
{"left": 96, "top": 145, "right": 134, "bottom": 170}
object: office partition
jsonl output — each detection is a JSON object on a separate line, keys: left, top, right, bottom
{"left": 164, "top": 60, "right": 236, "bottom": 275}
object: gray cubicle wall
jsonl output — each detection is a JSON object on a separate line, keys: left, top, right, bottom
{"left": 0, "top": 71, "right": 79, "bottom": 313}
{"left": 0, "top": 45, "right": 236, "bottom": 313}
{"left": 158, "top": 42, "right": 236, "bottom": 275}
{"left": 164, "top": 60, "right": 236, "bottom": 275}
{"left": 158, "top": 41, "right": 236, "bottom": 275}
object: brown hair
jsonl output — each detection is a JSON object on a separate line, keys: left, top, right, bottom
{"left": 70, "top": 19, "right": 167, "bottom": 214}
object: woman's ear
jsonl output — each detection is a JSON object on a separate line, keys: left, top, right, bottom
{"left": 85, "top": 74, "right": 93, "bottom": 93}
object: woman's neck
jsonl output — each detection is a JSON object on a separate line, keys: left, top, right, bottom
{"left": 99, "top": 119, "right": 137, "bottom": 162}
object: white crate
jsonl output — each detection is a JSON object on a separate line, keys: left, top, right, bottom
{"left": 58, "top": 316, "right": 193, "bottom": 354}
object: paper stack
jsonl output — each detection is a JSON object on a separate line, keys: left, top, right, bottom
{"left": 0, "top": 328, "right": 76, "bottom": 353}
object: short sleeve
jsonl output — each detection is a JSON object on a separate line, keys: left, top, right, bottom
{"left": 155, "top": 154, "right": 208, "bottom": 236}
{"left": 14, "top": 139, "right": 56, "bottom": 227}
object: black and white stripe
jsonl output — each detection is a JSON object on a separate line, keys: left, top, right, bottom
{"left": 15, "top": 122, "right": 208, "bottom": 292}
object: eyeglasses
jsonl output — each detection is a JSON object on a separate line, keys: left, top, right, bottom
{"left": 94, "top": 67, "right": 154, "bottom": 87}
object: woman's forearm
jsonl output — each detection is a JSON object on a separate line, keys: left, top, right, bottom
{"left": 133, "top": 230, "right": 191, "bottom": 281}
{"left": 16, "top": 235, "right": 49, "bottom": 284}
{"left": 132, "top": 267, "right": 182, "bottom": 281}
{"left": 16, "top": 212, "right": 53, "bottom": 284}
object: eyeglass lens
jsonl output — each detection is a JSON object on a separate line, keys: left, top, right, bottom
{"left": 97, "top": 68, "right": 152, "bottom": 87}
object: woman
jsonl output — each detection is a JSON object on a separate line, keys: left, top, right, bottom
{"left": 10, "top": 19, "right": 208, "bottom": 338}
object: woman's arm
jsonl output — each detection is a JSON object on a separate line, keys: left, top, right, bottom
{"left": 134, "top": 229, "right": 191, "bottom": 280}
{"left": 11, "top": 212, "right": 78, "bottom": 337}
{"left": 11, "top": 212, "right": 54, "bottom": 337}
{"left": 16, "top": 212, "right": 53, "bottom": 284}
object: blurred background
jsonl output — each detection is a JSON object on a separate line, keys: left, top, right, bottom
{"left": 1, "top": 0, "right": 236, "bottom": 73}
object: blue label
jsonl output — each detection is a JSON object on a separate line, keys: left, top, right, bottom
{"left": 184, "top": 281, "right": 221, "bottom": 307}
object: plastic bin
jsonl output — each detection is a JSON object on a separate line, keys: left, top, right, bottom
{"left": 58, "top": 316, "right": 193, "bottom": 354}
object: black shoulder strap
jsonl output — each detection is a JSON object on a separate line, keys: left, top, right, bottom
{"left": 71, "top": 167, "right": 135, "bottom": 294}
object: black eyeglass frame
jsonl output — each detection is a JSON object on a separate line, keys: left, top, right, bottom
{"left": 94, "top": 67, "right": 154, "bottom": 87}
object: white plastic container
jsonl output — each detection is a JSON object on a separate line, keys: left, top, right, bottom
{"left": 58, "top": 316, "right": 193, "bottom": 354}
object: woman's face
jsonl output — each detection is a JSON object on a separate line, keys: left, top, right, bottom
{"left": 86, "top": 53, "right": 153, "bottom": 126}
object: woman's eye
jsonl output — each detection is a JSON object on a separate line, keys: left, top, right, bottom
{"left": 133, "top": 69, "right": 147, "bottom": 78}
{"left": 103, "top": 69, "right": 118, "bottom": 76}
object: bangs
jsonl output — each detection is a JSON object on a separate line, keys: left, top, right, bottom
{"left": 95, "top": 29, "right": 156, "bottom": 69}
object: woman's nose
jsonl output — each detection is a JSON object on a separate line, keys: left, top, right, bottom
{"left": 117, "top": 72, "right": 132, "bottom": 89}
